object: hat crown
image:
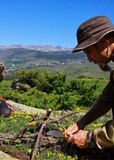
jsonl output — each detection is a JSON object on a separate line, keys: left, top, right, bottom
{"left": 77, "top": 16, "right": 113, "bottom": 44}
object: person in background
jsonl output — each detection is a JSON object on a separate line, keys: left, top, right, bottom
{"left": 0, "top": 63, "right": 4, "bottom": 82}
{"left": 65, "top": 16, "right": 114, "bottom": 149}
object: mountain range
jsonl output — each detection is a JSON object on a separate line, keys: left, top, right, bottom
{"left": 0, "top": 45, "right": 72, "bottom": 52}
{"left": 0, "top": 45, "right": 110, "bottom": 79}
{"left": 0, "top": 45, "right": 86, "bottom": 62}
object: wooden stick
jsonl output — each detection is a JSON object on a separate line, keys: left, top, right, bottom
{"left": 30, "top": 109, "right": 52, "bottom": 160}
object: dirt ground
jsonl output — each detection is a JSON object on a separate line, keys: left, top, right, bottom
{"left": 0, "top": 145, "right": 30, "bottom": 160}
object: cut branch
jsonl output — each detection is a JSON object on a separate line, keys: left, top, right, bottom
{"left": 0, "top": 110, "right": 77, "bottom": 160}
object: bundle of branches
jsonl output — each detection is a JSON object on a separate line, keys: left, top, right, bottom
{"left": 0, "top": 110, "right": 114, "bottom": 160}
{"left": 0, "top": 110, "right": 77, "bottom": 160}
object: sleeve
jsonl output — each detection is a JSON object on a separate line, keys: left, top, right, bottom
{"left": 94, "top": 120, "right": 114, "bottom": 149}
{"left": 93, "top": 81, "right": 114, "bottom": 149}
{"left": 97, "top": 81, "right": 114, "bottom": 104}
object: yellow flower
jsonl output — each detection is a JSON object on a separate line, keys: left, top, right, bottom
{"left": 27, "top": 148, "right": 32, "bottom": 154}
{"left": 28, "top": 121, "right": 37, "bottom": 126}
{"left": 58, "top": 127, "right": 63, "bottom": 131}
{"left": 66, "top": 155, "right": 73, "bottom": 160}
{"left": 57, "top": 153, "right": 64, "bottom": 158}
{"left": 76, "top": 107, "right": 80, "bottom": 112}
{"left": 25, "top": 115, "right": 31, "bottom": 119}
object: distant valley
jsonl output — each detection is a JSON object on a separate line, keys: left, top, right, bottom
{"left": 0, "top": 45, "right": 110, "bottom": 79}
{"left": 0, "top": 45, "right": 85, "bottom": 62}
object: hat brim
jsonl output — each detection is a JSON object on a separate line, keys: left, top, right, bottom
{"left": 72, "top": 28, "right": 114, "bottom": 53}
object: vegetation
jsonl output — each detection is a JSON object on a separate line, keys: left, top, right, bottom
{"left": 0, "top": 70, "right": 111, "bottom": 160}
{"left": 0, "top": 70, "right": 108, "bottom": 111}
{"left": 0, "top": 109, "right": 111, "bottom": 160}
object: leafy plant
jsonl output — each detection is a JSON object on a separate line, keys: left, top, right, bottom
{"left": 0, "top": 70, "right": 108, "bottom": 110}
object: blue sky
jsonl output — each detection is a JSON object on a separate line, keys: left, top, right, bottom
{"left": 0, "top": 0, "right": 114, "bottom": 48}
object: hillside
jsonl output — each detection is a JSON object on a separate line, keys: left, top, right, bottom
{"left": 0, "top": 45, "right": 85, "bottom": 62}
{"left": 0, "top": 45, "right": 111, "bottom": 78}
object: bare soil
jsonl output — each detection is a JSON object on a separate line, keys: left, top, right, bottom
{"left": 0, "top": 145, "right": 30, "bottom": 160}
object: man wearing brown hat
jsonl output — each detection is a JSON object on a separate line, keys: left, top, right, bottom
{"left": 65, "top": 16, "right": 114, "bottom": 149}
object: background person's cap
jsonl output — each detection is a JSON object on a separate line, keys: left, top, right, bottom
{"left": 72, "top": 16, "right": 114, "bottom": 53}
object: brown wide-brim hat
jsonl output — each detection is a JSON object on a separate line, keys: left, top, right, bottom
{"left": 72, "top": 16, "right": 114, "bottom": 53}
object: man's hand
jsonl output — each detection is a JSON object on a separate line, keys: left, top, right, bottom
{"left": 65, "top": 123, "right": 79, "bottom": 137}
{"left": 66, "top": 130, "right": 88, "bottom": 148}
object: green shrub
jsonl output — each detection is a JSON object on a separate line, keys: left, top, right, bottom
{"left": 0, "top": 70, "right": 108, "bottom": 110}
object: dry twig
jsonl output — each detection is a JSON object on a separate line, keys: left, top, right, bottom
{"left": 0, "top": 110, "right": 76, "bottom": 160}
{"left": 31, "top": 109, "right": 52, "bottom": 160}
